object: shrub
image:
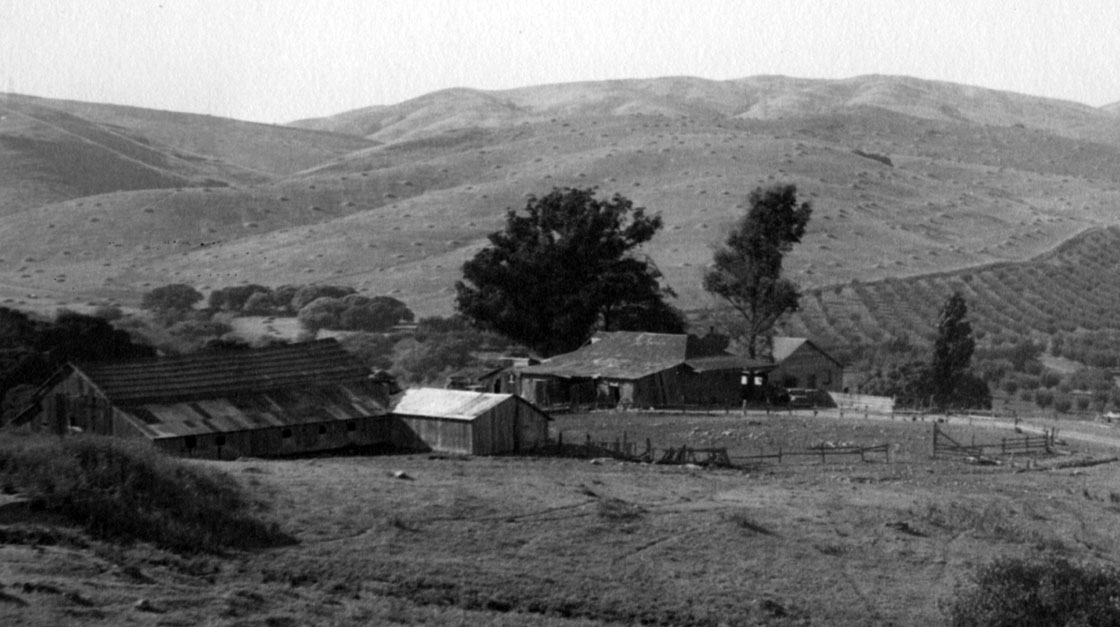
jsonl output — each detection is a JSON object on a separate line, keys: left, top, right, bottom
{"left": 0, "top": 435, "right": 291, "bottom": 553}
{"left": 1054, "top": 394, "right": 1073, "bottom": 413}
{"left": 1035, "top": 389, "right": 1054, "bottom": 409}
{"left": 945, "top": 556, "right": 1120, "bottom": 627}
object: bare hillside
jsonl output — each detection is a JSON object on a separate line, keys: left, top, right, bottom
{"left": 3, "top": 76, "right": 1120, "bottom": 322}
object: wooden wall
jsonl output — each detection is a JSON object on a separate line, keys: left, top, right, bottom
{"left": 771, "top": 344, "right": 843, "bottom": 391}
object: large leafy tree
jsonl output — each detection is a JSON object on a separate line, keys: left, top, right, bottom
{"left": 703, "top": 184, "right": 812, "bottom": 358}
{"left": 455, "top": 187, "right": 683, "bottom": 356}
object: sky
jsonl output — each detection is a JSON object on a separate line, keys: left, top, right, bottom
{"left": 2, "top": 0, "right": 1119, "bottom": 124}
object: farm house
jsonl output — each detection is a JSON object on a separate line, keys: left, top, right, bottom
{"left": 15, "top": 339, "right": 396, "bottom": 459}
{"left": 388, "top": 388, "right": 550, "bottom": 455}
{"left": 514, "top": 332, "right": 772, "bottom": 409}
{"left": 769, "top": 337, "right": 845, "bottom": 392}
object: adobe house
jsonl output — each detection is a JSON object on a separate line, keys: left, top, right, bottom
{"left": 15, "top": 339, "right": 396, "bottom": 459}
{"left": 768, "top": 337, "right": 844, "bottom": 392}
{"left": 389, "top": 387, "right": 550, "bottom": 455}
{"left": 514, "top": 331, "right": 773, "bottom": 409}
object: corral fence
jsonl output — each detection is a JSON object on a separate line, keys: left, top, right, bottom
{"left": 533, "top": 431, "right": 890, "bottom": 468}
{"left": 932, "top": 423, "right": 1056, "bottom": 461}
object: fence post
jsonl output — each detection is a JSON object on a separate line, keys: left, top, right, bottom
{"left": 778, "top": 446, "right": 783, "bottom": 464}
{"left": 932, "top": 422, "right": 939, "bottom": 458}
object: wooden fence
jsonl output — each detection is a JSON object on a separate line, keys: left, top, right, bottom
{"left": 535, "top": 432, "right": 889, "bottom": 468}
{"left": 932, "top": 423, "right": 1056, "bottom": 460}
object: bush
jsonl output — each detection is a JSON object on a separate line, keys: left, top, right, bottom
{"left": 945, "top": 556, "right": 1120, "bottom": 626}
{"left": 0, "top": 435, "right": 292, "bottom": 553}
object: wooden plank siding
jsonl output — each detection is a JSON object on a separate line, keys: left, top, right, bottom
{"left": 770, "top": 342, "right": 844, "bottom": 392}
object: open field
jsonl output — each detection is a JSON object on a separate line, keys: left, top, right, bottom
{"left": 4, "top": 412, "right": 1120, "bottom": 626}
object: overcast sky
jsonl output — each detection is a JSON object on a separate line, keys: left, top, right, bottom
{"left": 3, "top": 0, "right": 1119, "bottom": 124}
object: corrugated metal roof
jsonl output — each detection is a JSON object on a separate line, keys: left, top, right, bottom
{"left": 75, "top": 339, "right": 372, "bottom": 404}
{"left": 517, "top": 332, "right": 689, "bottom": 380}
{"left": 389, "top": 388, "right": 516, "bottom": 421}
{"left": 118, "top": 380, "right": 389, "bottom": 439}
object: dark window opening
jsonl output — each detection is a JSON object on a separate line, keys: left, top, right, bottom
{"left": 281, "top": 428, "right": 293, "bottom": 439}
{"left": 346, "top": 421, "right": 357, "bottom": 432}
{"left": 318, "top": 425, "right": 327, "bottom": 435}
{"left": 215, "top": 435, "right": 226, "bottom": 447}
{"left": 184, "top": 435, "right": 197, "bottom": 450}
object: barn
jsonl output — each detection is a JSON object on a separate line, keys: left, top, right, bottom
{"left": 389, "top": 388, "right": 550, "bottom": 455}
{"left": 769, "top": 337, "right": 844, "bottom": 392}
{"left": 16, "top": 339, "right": 396, "bottom": 459}
{"left": 514, "top": 332, "right": 772, "bottom": 409}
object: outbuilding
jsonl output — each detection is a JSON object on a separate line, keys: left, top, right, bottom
{"left": 389, "top": 388, "right": 550, "bottom": 455}
{"left": 514, "top": 331, "right": 772, "bottom": 409}
{"left": 16, "top": 339, "right": 395, "bottom": 459}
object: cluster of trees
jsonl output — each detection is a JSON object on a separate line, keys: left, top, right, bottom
{"left": 0, "top": 307, "right": 156, "bottom": 421}
{"left": 140, "top": 283, "right": 415, "bottom": 336}
{"left": 456, "top": 184, "right": 814, "bottom": 362}
{"left": 857, "top": 293, "right": 992, "bottom": 411}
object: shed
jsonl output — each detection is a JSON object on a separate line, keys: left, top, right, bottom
{"left": 19, "top": 339, "right": 394, "bottom": 459}
{"left": 770, "top": 337, "right": 844, "bottom": 392}
{"left": 389, "top": 388, "right": 550, "bottom": 455}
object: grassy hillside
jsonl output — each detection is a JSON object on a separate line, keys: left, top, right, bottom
{"left": 3, "top": 76, "right": 1120, "bottom": 333}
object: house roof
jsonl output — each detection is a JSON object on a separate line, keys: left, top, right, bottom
{"left": 771, "top": 337, "right": 843, "bottom": 367}
{"left": 517, "top": 331, "right": 689, "bottom": 380}
{"left": 685, "top": 355, "right": 775, "bottom": 373}
{"left": 389, "top": 388, "right": 542, "bottom": 422}
{"left": 117, "top": 380, "right": 389, "bottom": 439}
{"left": 74, "top": 339, "right": 372, "bottom": 404}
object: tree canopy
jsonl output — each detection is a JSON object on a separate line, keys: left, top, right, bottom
{"left": 455, "top": 187, "right": 683, "bottom": 356}
{"left": 703, "top": 184, "right": 812, "bottom": 358}
{"left": 930, "top": 292, "right": 987, "bottom": 410}
{"left": 140, "top": 284, "right": 204, "bottom": 312}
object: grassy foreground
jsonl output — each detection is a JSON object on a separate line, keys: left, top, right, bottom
{"left": 0, "top": 434, "right": 291, "bottom": 553}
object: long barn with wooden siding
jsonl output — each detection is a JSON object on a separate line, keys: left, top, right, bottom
{"left": 17, "top": 339, "right": 397, "bottom": 459}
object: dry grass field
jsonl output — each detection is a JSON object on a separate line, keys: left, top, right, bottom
{"left": 4, "top": 76, "right": 1120, "bottom": 320}
{"left": 4, "top": 412, "right": 1120, "bottom": 626}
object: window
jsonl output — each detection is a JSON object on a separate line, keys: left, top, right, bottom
{"left": 346, "top": 421, "right": 357, "bottom": 432}
{"left": 184, "top": 435, "right": 197, "bottom": 450}
{"left": 215, "top": 435, "right": 226, "bottom": 447}
{"left": 281, "top": 428, "right": 292, "bottom": 439}
{"left": 318, "top": 425, "right": 327, "bottom": 435}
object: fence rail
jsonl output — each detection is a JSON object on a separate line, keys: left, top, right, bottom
{"left": 932, "top": 423, "right": 1055, "bottom": 460}
{"left": 534, "top": 432, "right": 889, "bottom": 468}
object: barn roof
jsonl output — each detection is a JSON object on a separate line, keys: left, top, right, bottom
{"left": 116, "top": 380, "right": 389, "bottom": 439}
{"left": 517, "top": 332, "right": 689, "bottom": 380}
{"left": 390, "top": 388, "right": 546, "bottom": 422}
{"left": 73, "top": 339, "right": 372, "bottom": 404}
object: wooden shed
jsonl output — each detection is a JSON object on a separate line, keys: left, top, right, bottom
{"left": 769, "top": 337, "right": 845, "bottom": 392}
{"left": 17, "top": 339, "right": 394, "bottom": 459}
{"left": 389, "top": 388, "right": 550, "bottom": 455}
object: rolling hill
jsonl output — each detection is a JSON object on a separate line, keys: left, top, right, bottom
{"left": 2, "top": 75, "right": 1120, "bottom": 348}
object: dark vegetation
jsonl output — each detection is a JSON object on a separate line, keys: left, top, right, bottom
{"left": 703, "top": 184, "right": 812, "bottom": 358}
{"left": 946, "top": 556, "right": 1120, "bottom": 627}
{"left": 455, "top": 187, "right": 684, "bottom": 357}
{"left": 0, "top": 434, "right": 291, "bottom": 553}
